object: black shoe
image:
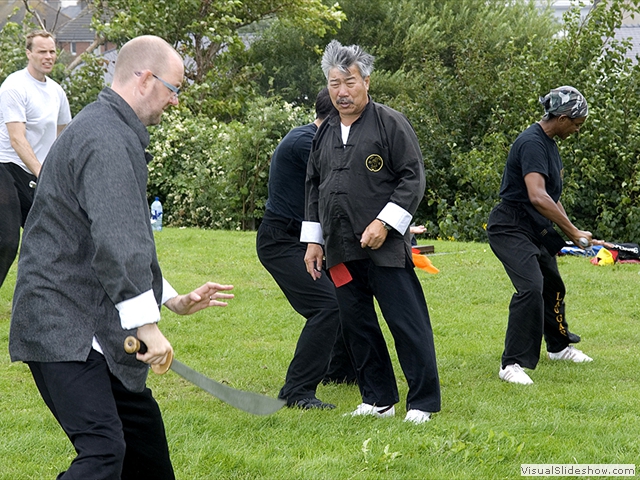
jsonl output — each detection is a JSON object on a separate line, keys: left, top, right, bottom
{"left": 287, "top": 397, "right": 336, "bottom": 410}
{"left": 567, "top": 331, "right": 581, "bottom": 344}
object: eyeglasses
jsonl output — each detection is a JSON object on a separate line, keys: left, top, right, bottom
{"left": 152, "top": 73, "right": 180, "bottom": 99}
{"left": 135, "top": 71, "right": 180, "bottom": 99}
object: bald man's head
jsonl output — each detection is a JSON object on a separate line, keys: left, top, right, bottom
{"left": 113, "top": 35, "right": 182, "bottom": 86}
{"left": 111, "top": 35, "right": 184, "bottom": 126}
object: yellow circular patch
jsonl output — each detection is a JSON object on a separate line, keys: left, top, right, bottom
{"left": 365, "top": 154, "right": 384, "bottom": 172}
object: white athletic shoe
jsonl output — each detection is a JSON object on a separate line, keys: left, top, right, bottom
{"left": 404, "top": 409, "right": 432, "bottom": 424}
{"left": 499, "top": 364, "right": 533, "bottom": 385}
{"left": 346, "top": 403, "right": 395, "bottom": 418}
{"left": 548, "top": 345, "right": 593, "bottom": 363}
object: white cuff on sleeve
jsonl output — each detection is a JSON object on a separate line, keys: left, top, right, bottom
{"left": 116, "top": 289, "right": 160, "bottom": 330}
{"left": 377, "top": 202, "right": 413, "bottom": 235}
{"left": 300, "top": 221, "right": 324, "bottom": 244}
{"left": 162, "top": 278, "right": 178, "bottom": 304}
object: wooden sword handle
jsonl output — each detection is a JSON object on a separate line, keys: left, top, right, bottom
{"left": 124, "top": 336, "right": 173, "bottom": 375}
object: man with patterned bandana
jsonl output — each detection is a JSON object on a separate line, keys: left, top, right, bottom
{"left": 487, "top": 86, "right": 594, "bottom": 385}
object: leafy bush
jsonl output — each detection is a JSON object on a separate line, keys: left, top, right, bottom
{"left": 398, "top": 0, "right": 640, "bottom": 242}
{"left": 147, "top": 97, "right": 311, "bottom": 229}
{"left": 506, "top": 0, "right": 640, "bottom": 243}
{"left": 60, "top": 53, "right": 109, "bottom": 116}
{"left": 0, "top": 22, "right": 26, "bottom": 83}
{"left": 5, "top": 0, "right": 640, "bottom": 241}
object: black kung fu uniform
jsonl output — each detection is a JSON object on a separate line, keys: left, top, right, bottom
{"left": 256, "top": 122, "right": 356, "bottom": 406}
{"left": 487, "top": 123, "right": 574, "bottom": 370}
{"left": 303, "top": 99, "right": 441, "bottom": 413}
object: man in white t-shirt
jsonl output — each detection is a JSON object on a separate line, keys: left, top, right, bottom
{"left": 0, "top": 30, "right": 71, "bottom": 289}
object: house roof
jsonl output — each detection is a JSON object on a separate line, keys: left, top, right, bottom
{"left": 614, "top": 24, "right": 640, "bottom": 63}
{"left": 54, "top": 5, "right": 93, "bottom": 42}
{"left": 0, "top": 0, "right": 71, "bottom": 32}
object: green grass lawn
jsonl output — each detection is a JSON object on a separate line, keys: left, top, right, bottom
{"left": 1, "top": 229, "right": 638, "bottom": 479}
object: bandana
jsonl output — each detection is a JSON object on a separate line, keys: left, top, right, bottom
{"left": 539, "top": 86, "right": 588, "bottom": 119}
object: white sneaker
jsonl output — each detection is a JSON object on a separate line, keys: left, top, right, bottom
{"left": 346, "top": 403, "right": 395, "bottom": 418}
{"left": 404, "top": 409, "right": 431, "bottom": 424}
{"left": 548, "top": 345, "right": 593, "bottom": 363}
{"left": 499, "top": 364, "right": 533, "bottom": 385}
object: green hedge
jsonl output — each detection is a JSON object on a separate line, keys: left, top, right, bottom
{"left": 147, "top": 98, "right": 311, "bottom": 230}
{"left": 4, "top": 1, "right": 640, "bottom": 242}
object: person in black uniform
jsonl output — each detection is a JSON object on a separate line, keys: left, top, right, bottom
{"left": 487, "top": 86, "right": 594, "bottom": 386}
{"left": 302, "top": 40, "right": 441, "bottom": 424}
{"left": 256, "top": 87, "right": 356, "bottom": 410}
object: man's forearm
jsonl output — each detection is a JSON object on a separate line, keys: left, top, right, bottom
{"left": 13, "top": 142, "right": 40, "bottom": 176}
{"left": 6, "top": 123, "right": 40, "bottom": 176}
{"left": 532, "top": 197, "right": 579, "bottom": 239}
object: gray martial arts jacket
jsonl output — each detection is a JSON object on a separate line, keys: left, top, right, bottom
{"left": 305, "top": 100, "right": 425, "bottom": 269}
{"left": 9, "top": 88, "right": 162, "bottom": 392}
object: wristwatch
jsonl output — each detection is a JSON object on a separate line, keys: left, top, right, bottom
{"left": 379, "top": 219, "right": 393, "bottom": 231}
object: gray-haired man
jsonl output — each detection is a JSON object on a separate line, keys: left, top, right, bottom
{"left": 302, "top": 40, "right": 441, "bottom": 424}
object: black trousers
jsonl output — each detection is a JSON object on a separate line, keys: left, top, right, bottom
{"left": 27, "top": 350, "right": 174, "bottom": 480}
{"left": 0, "top": 163, "right": 34, "bottom": 288}
{"left": 335, "top": 257, "right": 441, "bottom": 413}
{"left": 256, "top": 214, "right": 356, "bottom": 403}
{"left": 487, "top": 202, "right": 572, "bottom": 370}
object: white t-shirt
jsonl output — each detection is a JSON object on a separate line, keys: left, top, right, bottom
{"left": 0, "top": 68, "right": 72, "bottom": 172}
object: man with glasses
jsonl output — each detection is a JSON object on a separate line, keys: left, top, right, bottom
{"left": 9, "top": 35, "right": 233, "bottom": 479}
{"left": 487, "top": 86, "right": 594, "bottom": 386}
{"left": 0, "top": 30, "right": 71, "bottom": 291}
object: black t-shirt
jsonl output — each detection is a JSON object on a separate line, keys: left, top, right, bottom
{"left": 265, "top": 123, "right": 317, "bottom": 222}
{"left": 499, "top": 123, "right": 563, "bottom": 204}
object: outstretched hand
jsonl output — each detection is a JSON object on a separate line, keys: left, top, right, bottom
{"left": 410, "top": 225, "right": 427, "bottom": 235}
{"left": 164, "top": 282, "right": 234, "bottom": 315}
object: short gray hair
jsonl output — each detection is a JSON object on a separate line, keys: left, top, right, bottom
{"left": 321, "top": 40, "right": 374, "bottom": 80}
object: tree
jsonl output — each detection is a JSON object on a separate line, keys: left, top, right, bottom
{"left": 243, "top": 0, "right": 640, "bottom": 242}
{"left": 0, "top": 21, "right": 26, "bottom": 83}
{"left": 247, "top": 0, "right": 398, "bottom": 106}
{"left": 90, "top": 0, "right": 344, "bottom": 119}
{"left": 442, "top": 0, "right": 640, "bottom": 241}
{"left": 7, "top": 0, "right": 639, "bottom": 239}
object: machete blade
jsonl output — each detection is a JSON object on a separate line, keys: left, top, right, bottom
{"left": 170, "top": 359, "right": 285, "bottom": 416}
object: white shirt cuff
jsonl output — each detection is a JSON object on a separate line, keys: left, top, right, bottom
{"left": 377, "top": 202, "right": 412, "bottom": 234}
{"left": 116, "top": 289, "right": 160, "bottom": 330}
{"left": 162, "top": 278, "right": 178, "bottom": 304}
{"left": 300, "top": 221, "right": 324, "bottom": 244}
